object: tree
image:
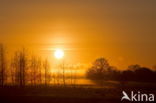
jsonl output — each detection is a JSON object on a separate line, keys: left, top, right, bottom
{"left": 0, "top": 44, "right": 7, "bottom": 87}
{"left": 121, "top": 65, "right": 156, "bottom": 82}
{"left": 127, "top": 64, "right": 141, "bottom": 71}
{"left": 60, "top": 60, "right": 66, "bottom": 86}
{"left": 10, "top": 58, "right": 16, "bottom": 85}
{"left": 43, "top": 59, "right": 50, "bottom": 86}
{"left": 13, "top": 49, "right": 28, "bottom": 86}
{"left": 37, "top": 58, "right": 42, "bottom": 85}
{"left": 86, "top": 58, "right": 111, "bottom": 80}
{"left": 29, "top": 56, "right": 42, "bottom": 85}
{"left": 135, "top": 67, "right": 155, "bottom": 82}
{"left": 86, "top": 58, "right": 120, "bottom": 86}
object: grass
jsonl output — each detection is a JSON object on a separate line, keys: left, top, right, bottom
{"left": 0, "top": 82, "right": 156, "bottom": 103}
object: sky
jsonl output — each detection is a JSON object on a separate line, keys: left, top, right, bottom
{"left": 0, "top": 0, "right": 156, "bottom": 69}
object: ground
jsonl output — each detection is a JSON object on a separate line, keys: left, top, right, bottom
{"left": 0, "top": 82, "right": 156, "bottom": 103}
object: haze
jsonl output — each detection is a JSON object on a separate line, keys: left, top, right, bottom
{"left": 0, "top": 0, "right": 156, "bottom": 69}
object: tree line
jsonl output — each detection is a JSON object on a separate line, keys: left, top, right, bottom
{"left": 86, "top": 58, "right": 156, "bottom": 84}
{"left": 0, "top": 44, "right": 78, "bottom": 87}
{"left": 0, "top": 45, "right": 50, "bottom": 87}
{"left": 1, "top": 44, "right": 156, "bottom": 87}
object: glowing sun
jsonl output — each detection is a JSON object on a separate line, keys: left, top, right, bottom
{"left": 54, "top": 49, "right": 64, "bottom": 59}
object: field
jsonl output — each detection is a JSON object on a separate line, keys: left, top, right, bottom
{"left": 0, "top": 81, "right": 156, "bottom": 103}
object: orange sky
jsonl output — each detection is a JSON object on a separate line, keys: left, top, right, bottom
{"left": 0, "top": 0, "right": 156, "bottom": 69}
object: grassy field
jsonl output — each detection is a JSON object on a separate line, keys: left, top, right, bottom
{"left": 0, "top": 82, "right": 156, "bottom": 103}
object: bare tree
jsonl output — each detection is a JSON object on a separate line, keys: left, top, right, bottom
{"left": 13, "top": 49, "right": 28, "bottom": 86}
{"left": 61, "top": 61, "right": 66, "bottom": 86}
{"left": 69, "top": 65, "right": 73, "bottom": 86}
{"left": 43, "top": 59, "right": 50, "bottom": 86}
{"left": 68, "top": 64, "right": 78, "bottom": 87}
{"left": 73, "top": 66, "right": 78, "bottom": 87}
{"left": 0, "top": 44, "right": 7, "bottom": 87}
{"left": 30, "top": 56, "right": 37, "bottom": 85}
{"left": 30, "top": 56, "right": 42, "bottom": 86}
{"left": 37, "top": 58, "right": 42, "bottom": 85}
{"left": 10, "top": 58, "right": 16, "bottom": 85}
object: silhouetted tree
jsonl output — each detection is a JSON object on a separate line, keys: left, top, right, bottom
{"left": 43, "top": 59, "right": 50, "bottom": 86}
{"left": 86, "top": 58, "right": 111, "bottom": 80}
{"left": 10, "top": 57, "right": 16, "bottom": 85}
{"left": 60, "top": 61, "right": 66, "bottom": 86}
{"left": 121, "top": 70, "right": 135, "bottom": 81}
{"left": 0, "top": 44, "right": 7, "bottom": 87}
{"left": 37, "top": 58, "right": 42, "bottom": 85}
{"left": 69, "top": 65, "right": 74, "bottom": 86}
{"left": 135, "top": 67, "right": 155, "bottom": 82}
{"left": 121, "top": 65, "right": 156, "bottom": 82}
{"left": 86, "top": 58, "right": 120, "bottom": 86}
{"left": 29, "top": 56, "right": 42, "bottom": 85}
{"left": 127, "top": 64, "right": 141, "bottom": 71}
{"left": 13, "top": 49, "right": 28, "bottom": 86}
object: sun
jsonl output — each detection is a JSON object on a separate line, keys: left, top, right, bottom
{"left": 54, "top": 49, "right": 64, "bottom": 59}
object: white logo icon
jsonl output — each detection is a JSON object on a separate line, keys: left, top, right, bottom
{"left": 121, "top": 91, "right": 131, "bottom": 101}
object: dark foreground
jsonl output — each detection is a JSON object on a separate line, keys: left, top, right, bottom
{"left": 1, "top": 96, "right": 119, "bottom": 103}
{"left": 0, "top": 84, "right": 156, "bottom": 103}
